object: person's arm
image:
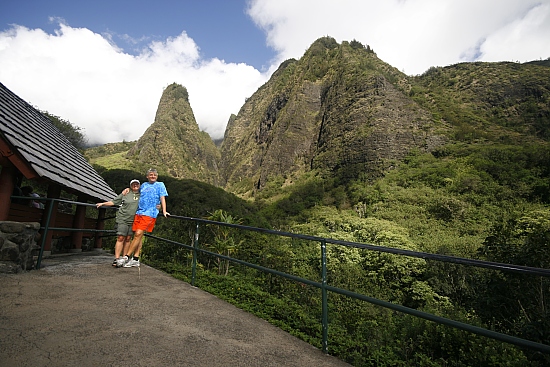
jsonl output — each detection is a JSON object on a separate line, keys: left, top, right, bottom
{"left": 96, "top": 200, "right": 115, "bottom": 208}
{"left": 121, "top": 188, "right": 130, "bottom": 195}
{"left": 160, "top": 196, "right": 170, "bottom": 217}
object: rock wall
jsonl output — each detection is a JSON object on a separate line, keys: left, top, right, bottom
{"left": 0, "top": 221, "right": 40, "bottom": 273}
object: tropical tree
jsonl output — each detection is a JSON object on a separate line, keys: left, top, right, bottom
{"left": 205, "top": 209, "right": 243, "bottom": 275}
{"left": 478, "top": 208, "right": 550, "bottom": 364}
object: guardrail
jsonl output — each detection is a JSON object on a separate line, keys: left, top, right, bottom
{"left": 10, "top": 196, "right": 117, "bottom": 269}
{"left": 150, "top": 214, "right": 550, "bottom": 356}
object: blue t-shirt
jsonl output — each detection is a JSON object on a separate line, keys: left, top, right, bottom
{"left": 136, "top": 181, "right": 168, "bottom": 218}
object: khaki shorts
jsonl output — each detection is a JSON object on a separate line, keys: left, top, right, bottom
{"left": 115, "top": 223, "right": 134, "bottom": 237}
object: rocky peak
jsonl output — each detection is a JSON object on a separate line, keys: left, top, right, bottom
{"left": 126, "top": 83, "right": 220, "bottom": 184}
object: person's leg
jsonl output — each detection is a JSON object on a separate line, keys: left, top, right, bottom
{"left": 114, "top": 235, "right": 125, "bottom": 259}
{"left": 134, "top": 216, "right": 156, "bottom": 258}
{"left": 123, "top": 230, "right": 144, "bottom": 267}
{"left": 114, "top": 235, "right": 133, "bottom": 267}
{"left": 114, "top": 224, "right": 132, "bottom": 266}
{"left": 124, "top": 215, "right": 143, "bottom": 258}
{"left": 112, "top": 235, "right": 125, "bottom": 266}
{"left": 124, "top": 215, "right": 156, "bottom": 267}
{"left": 134, "top": 237, "right": 143, "bottom": 257}
{"left": 125, "top": 229, "right": 144, "bottom": 257}
{"left": 122, "top": 235, "right": 132, "bottom": 257}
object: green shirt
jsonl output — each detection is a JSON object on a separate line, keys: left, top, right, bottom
{"left": 111, "top": 191, "right": 140, "bottom": 225}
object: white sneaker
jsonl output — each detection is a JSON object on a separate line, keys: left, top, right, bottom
{"left": 123, "top": 258, "right": 140, "bottom": 268}
{"left": 115, "top": 258, "right": 126, "bottom": 268}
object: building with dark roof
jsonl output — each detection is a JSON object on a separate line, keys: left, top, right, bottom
{"left": 0, "top": 82, "right": 117, "bottom": 256}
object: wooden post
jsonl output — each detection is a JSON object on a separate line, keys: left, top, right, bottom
{"left": 0, "top": 165, "right": 15, "bottom": 220}
{"left": 95, "top": 207, "right": 106, "bottom": 249}
{"left": 42, "top": 185, "right": 61, "bottom": 254}
{"left": 71, "top": 194, "right": 87, "bottom": 252}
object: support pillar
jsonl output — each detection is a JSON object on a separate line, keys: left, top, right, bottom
{"left": 94, "top": 207, "right": 106, "bottom": 249}
{"left": 0, "top": 165, "right": 15, "bottom": 220}
{"left": 71, "top": 194, "right": 87, "bottom": 252}
{"left": 41, "top": 185, "right": 61, "bottom": 254}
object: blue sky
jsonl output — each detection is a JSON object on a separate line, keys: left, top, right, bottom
{"left": 1, "top": 0, "right": 549, "bottom": 145}
{"left": 1, "top": 0, "right": 276, "bottom": 70}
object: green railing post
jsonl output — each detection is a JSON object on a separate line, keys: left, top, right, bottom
{"left": 191, "top": 220, "right": 199, "bottom": 286}
{"left": 321, "top": 239, "right": 328, "bottom": 354}
{"left": 36, "top": 198, "right": 54, "bottom": 270}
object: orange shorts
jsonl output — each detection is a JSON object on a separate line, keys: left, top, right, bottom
{"left": 132, "top": 214, "right": 157, "bottom": 232}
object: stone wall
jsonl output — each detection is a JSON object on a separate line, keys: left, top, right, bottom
{"left": 0, "top": 221, "right": 40, "bottom": 273}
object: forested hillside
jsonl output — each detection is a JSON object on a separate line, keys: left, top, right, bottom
{"left": 89, "top": 37, "right": 550, "bottom": 366}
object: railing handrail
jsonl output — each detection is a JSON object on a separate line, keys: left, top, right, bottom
{"left": 9, "top": 196, "right": 119, "bottom": 269}
{"left": 11, "top": 195, "right": 111, "bottom": 208}
{"left": 160, "top": 214, "right": 550, "bottom": 355}
{"left": 169, "top": 215, "right": 550, "bottom": 278}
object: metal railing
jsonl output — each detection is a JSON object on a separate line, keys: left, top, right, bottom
{"left": 9, "top": 196, "right": 116, "bottom": 269}
{"left": 150, "top": 214, "right": 550, "bottom": 356}
{"left": 39, "top": 197, "right": 119, "bottom": 269}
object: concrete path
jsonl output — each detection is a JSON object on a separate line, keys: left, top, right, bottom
{"left": 0, "top": 251, "right": 351, "bottom": 367}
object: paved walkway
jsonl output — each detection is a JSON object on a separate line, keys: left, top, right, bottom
{"left": 0, "top": 251, "right": 351, "bottom": 367}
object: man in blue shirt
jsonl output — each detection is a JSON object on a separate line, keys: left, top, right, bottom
{"left": 124, "top": 168, "right": 169, "bottom": 267}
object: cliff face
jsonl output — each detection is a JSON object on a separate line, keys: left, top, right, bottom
{"left": 126, "top": 83, "right": 220, "bottom": 185}
{"left": 310, "top": 43, "right": 447, "bottom": 183}
{"left": 219, "top": 37, "right": 448, "bottom": 194}
{"left": 219, "top": 58, "right": 325, "bottom": 193}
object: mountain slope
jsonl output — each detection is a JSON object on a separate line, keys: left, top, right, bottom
{"left": 220, "top": 37, "right": 448, "bottom": 195}
{"left": 410, "top": 61, "right": 550, "bottom": 142}
{"left": 126, "top": 83, "right": 220, "bottom": 184}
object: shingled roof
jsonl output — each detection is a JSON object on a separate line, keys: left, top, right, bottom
{"left": 0, "top": 82, "right": 116, "bottom": 201}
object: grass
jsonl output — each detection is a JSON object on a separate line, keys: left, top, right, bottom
{"left": 90, "top": 151, "right": 134, "bottom": 170}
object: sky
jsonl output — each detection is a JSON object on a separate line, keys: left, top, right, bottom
{"left": 0, "top": 0, "right": 549, "bottom": 146}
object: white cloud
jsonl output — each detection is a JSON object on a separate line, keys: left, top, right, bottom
{"left": 0, "top": 22, "right": 267, "bottom": 145}
{"left": 479, "top": 3, "right": 550, "bottom": 62}
{"left": 1, "top": 0, "right": 548, "bottom": 146}
{"left": 248, "top": 0, "right": 550, "bottom": 74}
